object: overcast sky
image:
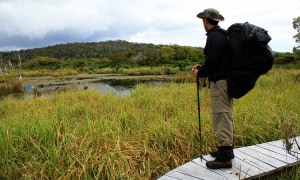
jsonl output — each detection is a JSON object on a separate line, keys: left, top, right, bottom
{"left": 0, "top": 0, "right": 299, "bottom": 52}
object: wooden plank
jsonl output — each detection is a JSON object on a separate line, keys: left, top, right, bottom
{"left": 294, "top": 136, "right": 300, "bottom": 154}
{"left": 267, "top": 137, "right": 300, "bottom": 156}
{"left": 234, "top": 148, "right": 276, "bottom": 178}
{"left": 158, "top": 137, "right": 300, "bottom": 180}
{"left": 157, "top": 169, "right": 200, "bottom": 180}
{"left": 233, "top": 149, "right": 272, "bottom": 172}
{"left": 175, "top": 160, "right": 224, "bottom": 179}
{"left": 266, "top": 140, "right": 286, "bottom": 149}
{"left": 257, "top": 142, "right": 295, "bottom": 156}
{"left": 192, "top": 155, "right": 249, "bottom": 179}
{"left": 286, "top": 136, "right": 300, "bottom": 155}
{"left": 237, "top": 146, "right": 287, "bottom": 170}
{"left": 193, "top": 155, "right": 244, "bottom": 179}
{"left": 256, "top": 143, "right": 298, "bottom": 161}
{"left": 231, "top": 151, "right": 267, "bottom": 178}
{"left": 249, "top": 145, "right": 297, "bottom": 165}
{"left": 157, "top": 173, "right": 180, "bottom": 180}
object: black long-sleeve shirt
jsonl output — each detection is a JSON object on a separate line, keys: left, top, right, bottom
{"left": 197, "top": 26, "right": 229, "bottom": 82}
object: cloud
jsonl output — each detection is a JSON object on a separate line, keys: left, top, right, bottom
{"left": 0, "top": 0, "right": 299, "bottom": 52}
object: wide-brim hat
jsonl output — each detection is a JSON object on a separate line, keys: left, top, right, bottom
{"left": 197, "top": 8, "right": 224, "bottom": 22}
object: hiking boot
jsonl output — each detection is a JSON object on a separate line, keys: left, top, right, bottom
{"left": 206, "top": 160, "right": 232, "bottom": 169}
{"left": 209, "top": 150, "right": 219, "bottom": 157}
{"left": 206, "top": 146, "right": 234, "bottom": 169}
{"left": 209, "top": 149, "right": 235, "bottom": 159}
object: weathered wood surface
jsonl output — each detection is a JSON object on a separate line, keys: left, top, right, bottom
{"left": 158, "top": 136, "right": 300, "bottom": 180}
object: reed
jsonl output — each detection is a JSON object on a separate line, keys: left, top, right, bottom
{"left": 0, "top": 67, "right": 299, "bottom": 179}
{"left": 94, "top": 66, "right": 180, "bottom": 76}
{"left": 20, "top": 69, "right": 79, "bottom": 77}
{"left": 0, "top": 79, "right": 24, "bottom": 97}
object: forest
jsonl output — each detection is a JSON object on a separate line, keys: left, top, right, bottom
{"left": 0, "top": 40, "right": 298, "bottom": 73}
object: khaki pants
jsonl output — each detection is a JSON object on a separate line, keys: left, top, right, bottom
{"left": 210, "top": 80, "right": 234, "bottom": 147}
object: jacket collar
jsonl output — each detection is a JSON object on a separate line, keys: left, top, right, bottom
{"left": 206, "top": 25, "right": 220, "bottom": 35}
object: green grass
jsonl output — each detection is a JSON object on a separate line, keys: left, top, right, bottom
{"left": 0, "top": 67, "right": 299, "bottom": 179}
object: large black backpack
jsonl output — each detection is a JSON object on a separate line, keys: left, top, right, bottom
{"left": 227, "top": 22, "right": 274, "bottom": 99}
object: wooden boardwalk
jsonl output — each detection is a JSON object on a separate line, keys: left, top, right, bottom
{"left": 158, "top": 136, "right": 300, "bottom": 180}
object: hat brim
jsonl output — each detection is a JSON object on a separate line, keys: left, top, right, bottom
{"left": 196, "top": 12, "right": 224, "bottom": 22}
{"left": 196, "top": 12, "right": 206, "bottom": 19}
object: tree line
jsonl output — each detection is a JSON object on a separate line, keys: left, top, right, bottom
{"left": 0, "top": 40, "right": 205, "bottom": 71}
{"left": 0, "top": 40, "right": 299, "bottom": 72}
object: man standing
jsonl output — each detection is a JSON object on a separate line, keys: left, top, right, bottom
{"left": 192, "top": 8, "right": 234, "bottom": 169}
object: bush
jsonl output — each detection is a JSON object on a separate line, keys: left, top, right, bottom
{"left": 0, "top": 79, "right": 24, "bottom": 97}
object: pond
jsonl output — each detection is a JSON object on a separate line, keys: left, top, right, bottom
{"left": 23, "top": 74, "right": 172, "bottom": 97}
{"left": 24, "top": 82, "right": 134, "bottom": 97}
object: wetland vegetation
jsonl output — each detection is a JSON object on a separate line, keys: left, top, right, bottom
{"left": 0, "top": 67, "right": 299, "bottom": 179}
{"left": 0, "top": 41, "right": 299, "bottom": 179}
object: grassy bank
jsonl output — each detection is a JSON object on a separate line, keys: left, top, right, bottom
{"left": 0, "top": 67, "right": 299, "bottom": 179}
{"left": 1, "top": 66, "right": 179, "bottom": 80}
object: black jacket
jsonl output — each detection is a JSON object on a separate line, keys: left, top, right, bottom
{"left": 197, "top": 26, "right": 229, "bottom": 82}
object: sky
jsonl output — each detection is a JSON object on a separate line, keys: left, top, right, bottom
{"left": 0, "top": 0, "right": 299, "bottom": 52}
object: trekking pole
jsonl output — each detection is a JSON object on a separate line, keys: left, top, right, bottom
{"left": 196, "top": 76, "right": 203, "bottom": 161}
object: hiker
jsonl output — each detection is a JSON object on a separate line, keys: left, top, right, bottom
{"left": 192, "top": 8, "right": 234, "bottom": 169}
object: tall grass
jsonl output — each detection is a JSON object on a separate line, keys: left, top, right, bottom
{"left": 0, "top": 67, "right": 299, "bottom": 179}
{"left": 94, "top": 66, "right": 180, "bottom": 76}
{"left": 0, "top": 79, "right": 24, "bottom": 97}
{"left": 20, "top": 69, "right": 79, "bottom": 77}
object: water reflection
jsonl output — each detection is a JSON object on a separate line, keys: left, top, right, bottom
{"left": 81, "top": 83, "right": 133, "bottom": 96}
{"left": 24, "top": 82, "right": 133, "bottom": 97}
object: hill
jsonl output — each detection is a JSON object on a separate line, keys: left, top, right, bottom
{"left": 0, "top": 40, "right": 298, "bottom": 71}
{"left": 0, "top": 40, "right": 205, "bottom": 70}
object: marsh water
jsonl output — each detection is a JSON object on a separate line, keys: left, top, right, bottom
{"left": 23, "top": 74, "right": 172, "bottom": 96}
{"left": 24, "top": 82, "right": 134, "bottom": 96}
